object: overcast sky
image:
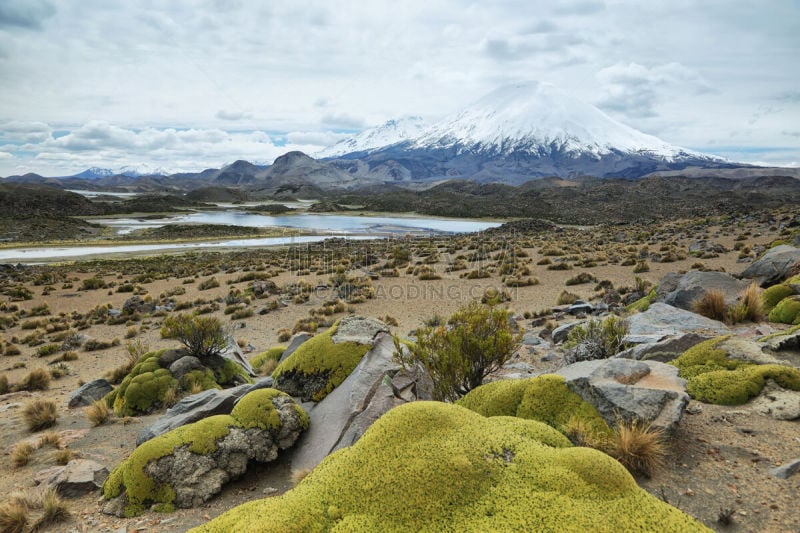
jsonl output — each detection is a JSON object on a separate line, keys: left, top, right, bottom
{"left": 0, "top": 0, "right": 798, "bottom": 176}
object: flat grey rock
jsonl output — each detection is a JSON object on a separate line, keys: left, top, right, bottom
{"left": 68, "top": 379, "right": 113, "bottom": 409}
{"left": 770, "top": 458, "right": 800, "bottom": 479}
{"left": 331, "top": 316, "right": 389, "bottom": 345}
{"left": 34, "top": 459, "right": 109, "bottom": 497}
{"left": 279, "top": 332, "right": 313, "bottom": 363}
{"left": 740, "top": 245, "right": 800, "bottom": 287}
{"left": 556, "top": 358, "right": 689, "bottom": 432}
{"left": 552, "top": 320, "right": 585, "bottom": 345}
{"left": 656, "top": 270, "right": 750, "bottom": 310}
{"left": 627, "top": 303, "right": 730, "bottom": 338}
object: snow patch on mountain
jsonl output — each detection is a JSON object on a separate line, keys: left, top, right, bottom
{"left": 411, "top": 81, "right": 711, "bottom": 161}
{"left": 316, "top": 116, "right": 428, "bottom": 158}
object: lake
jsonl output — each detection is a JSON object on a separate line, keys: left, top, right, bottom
{"left": 0, "top": 212, "right": 501, "bottom": 262}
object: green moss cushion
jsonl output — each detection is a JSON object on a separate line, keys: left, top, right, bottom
{"left": 272, "top": 322, "right": 371, "bottom": 401}
{"left": 768, "top": 296, "right": 800, "bottom": 324}
{"left": 458, "top": 375, "right": 612, "bottom": 438}
{"left": 671, "top": 337, "right": 800, "bottom": 405}
{"left": 191, "top": 402, "right": 708, "bottom": 533}
{"left": 107, "top": 352, "right": 178, "bottom": 417}
{"left": 104, "top": 389, "right": 308, "bottom": 517}
{"left": 762, "top": 284, "right": 794, "bottom": 312}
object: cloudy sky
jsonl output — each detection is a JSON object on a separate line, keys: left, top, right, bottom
{"left": 0, "top": 0, "right": 798, "bottom": 176}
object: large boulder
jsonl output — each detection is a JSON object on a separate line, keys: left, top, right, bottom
{"left": 330, "top": 315, "right": 389, "bottom": 344}
{"left": 656, "top": 271, "right": 750, "bottom": 311}
{"left": 68, "top": 379, "right": 113, "bottom": 408}
{"left": 740, "top": 245, "right": 800, "bottom": 287}
{"left": 34, "top": 459, "right": 109, "bottom": 497}
{"left": 194, "top": 402, "right": 707, "bottom": 533}
{"left": 615, "top": 333, "right": 711, "bottom": 363}
{"left": 287, "top": 332, "right": 430, "bottom": 470}
{"left": 278, "top": 332, "right": 313, "bottom": 363}
{"left": 626, "top": 303, "right": 730, "bottom": 343}
{"left": 556, "top": 358, "right": 689, "bottom": 432}
{"left": 103, "top": 389, "right": 307, "bottom": 517}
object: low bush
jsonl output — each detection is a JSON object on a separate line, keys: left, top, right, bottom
{"left": 23, "top": 398, "right": 59, "bottom": 432}
{"left": 563, "top": 316, "right": 629, "bottom": 364}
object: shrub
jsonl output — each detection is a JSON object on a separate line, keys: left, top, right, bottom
{"left": 395, "top": 302, "right": 521, "bottom": 401}
{"left": 565, "top": 272, "right": 597, "bottom": 286}
{"left": 161, "top": 314, "right": 228, "bottom": 360}
{"left": 277, "top": 329, "right": 292, "bottom": 342}
{"left": 563, "top": 316, "right": 629, "bottom": 364}
{"left": 23, "top": 399, "right": 59, "bottom": 432}
{"left": 37, "top": 488, "right": 70, "bottom": 528}
{"left": 556, "top": 290, "right": 579, "bottom": 305}
{"left": 86, "top": 399, "right": 111, "bottom": 426}
{"left": 198, "top": 277, "right": 220, "bottom": 291}
{"left": 231, "top": 308, "right": 254, "bottom": 320}
{"left": 608, "top": 420, "right": 666, "bottom": 478}
{"left": 692, "top": 290, "right": 726, "bottom": 321}
{"left": 36, "top": 343, "right": 61, "bottom": 357}
{"left": 80, "top": 277, "right": 107, "bottom": 291}
{"left": 54, "top": 449, "right": 73, "bottom": 465}
{"left": 0, "top": 374, "right": 8, "bottom": 395}
{"left": 633, "top": 261, "right": 650, "bottom": 273}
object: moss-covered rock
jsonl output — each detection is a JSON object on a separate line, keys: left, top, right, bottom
{"left": 272, "top": 321, "right": 372, "bottom": 402}
{"left": 250, "top": 345, "right": 285, "bottom": 370}
{"left": 768, "top": 296, "right": 800, "bottom": 324}
{"left": 191, "top": 401, "right": 708, "bottom": 532}
{"left": 625, "top": 287, "right": 658, "bottom": 313}
{"left": 458, "top": 375, "right": 612, "bottom": 439}
{"left": 103, "top": 389, "right": 308, "bottom": 517}
{"left": 671, "top": 337, "right": 800, "bottom": 405}
{"left": 106, "top": 351, "right": 254, "bottom": 416}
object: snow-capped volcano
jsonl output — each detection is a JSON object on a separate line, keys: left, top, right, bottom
{"left": 412, "top": 81, "right": 698, "bottom": 160}
{"left": 324, "top": 81, "right": 729, "bottom": 183}
{"left": 316, "top": 116, "right": 428, "bottom": 158}
{"left": 71, "top": 164, "right": 171, "bottom": 179}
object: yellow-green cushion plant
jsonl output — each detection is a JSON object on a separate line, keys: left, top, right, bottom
{"left": 762, "top": 284, "right": 793, "bottom": 313}
{"left": 179, "top": 369, "right": 221, "bottom": 392}
{"left": 457, "top": 375, "right": 612, "bottom": 440}
{"left": 272, "top": 321, "right": 371, "bottom": 401}
{"left": 213, "top": 358, "right": 254, "bottom": 386}
{"left": 191, "top": 402, "right": 708, "bottom": 533}
{"left": 671, "top": 337, "right": 800, "bottom": 405}
{"left": 106, "top": 352, "right": 178, "bottom": 417}
{"left": 250, "top": 345, "right": 286, "bottom": 369}
{"left": 768, "top": 296, "right": 800, "bottom": 325}
{"left": 104, "top": 389, "right": 308, "bottom": 517}
{"left": 625, "top": 287, "right": 658, "bottom": 313}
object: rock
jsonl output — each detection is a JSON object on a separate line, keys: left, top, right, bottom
{"left": 616, "top": 333, "right": 711, "bottom": 363}
{"left": 137, "top": 385, "right": 251, "bottom": 445}
{"left": 763, "top": 330, "right": 800, "bottom": 353}
{"left": 158, "top": 348, "right": 190, "bottom": 368}
{"left": 552, "top": 320, "right": 586, "bottom": 345}
{"left": 567, "top": 301, "right": 594, "bottom": 315}
{"left": 770, "top": 458, "right": 800, "bottom": 479}
{"left": 122, "top": 296, "right": 154, "bottom": 315}
{"left": 689, "top": 240, "right": 727, "bottom": 255}
{"left": 331, "top": 315, "right": 389, "bottom": 345}
{"left": 278, "top": 332, "right": 313, "bottom": 363}
{"left": 251, "top": 280, "right": 278, "bottom": 297}
{"left": 34, "top": 459, "right": 109, "bottom": 497}
{"left": 105, "top": 389, "right": 307, "bottom": 516}
{"left": 751, "top": 380, "right": 800, "bottom": 420}
{"left": 219, "top": 336, "right": 256, "bottom": 377}
{"left": 168, "top": 356, "right": 205, "bottom": 381}
{"left": 287, "top": 333, "right": 428, "bottom": 470}
{"left": 556, "top": 358, "right": 690, "bottom": 431}
{"left": 740, "top": 245, "right": 800, "bottom": 287}
{"left": 68, "top": 379, "right": 113, "bottom": 408}
{"left": 626, "top": 303, "right": 730, "bottom": 339}
{"left": 656, "top": 271, "right": 750, "bottom": 311}
{"left": 521, "top": 331, "right": 542, "bottom": 346}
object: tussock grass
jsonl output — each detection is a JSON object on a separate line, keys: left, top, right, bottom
{"left": 86, "top": 399, "right": 111, "bottom": 426}
{"left": 11, "top": 442, "right": 34, "bottom": 468}
{"left": 0, "top": 498, "right": 28, "bottom": 533}
{"left": 608, "top": 420, "right": 666, "bottom": 478}
{"left": 692, "top": 290, "right": 726, "bottom": 321}
{"left": 23, "top": 399, "right": 59, "bottom": 432}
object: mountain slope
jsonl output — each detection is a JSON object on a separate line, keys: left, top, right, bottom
{"left": 316, "top": 116, "right": 428, "bottom": 158}
{"left": 326, "top": 81, "right": 733, "bottom": 184}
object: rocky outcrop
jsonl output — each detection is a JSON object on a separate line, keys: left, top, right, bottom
{"left": 68, "top": 379, "right": 113, "bottom": 408}
{"left": 287, "top": 332, "right": 431, "bottom": 470}
{"left": 35, "top": 459, "right": 109, "bottom": 497}
{"left": 626, "top": 303, "right": 730, "bottom": 343}
{"left": 740, "top": 245, "right": 800, "bottom": 287}
{"left": 656, "top": 271, "right": 750, "bottom": 310}
{"left": 556, "top": 358, "right": 689, "bottom": 431}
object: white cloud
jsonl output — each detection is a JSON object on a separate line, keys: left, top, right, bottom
{"left": 215, "top": 110, "right": 254, "bottom": 121}
{"left": 0, "top": 0, "right": 55, "bottom": 30}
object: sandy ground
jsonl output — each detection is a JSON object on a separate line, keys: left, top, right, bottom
{"left": 0, "top": 215, "right": 798, "bottom": 532}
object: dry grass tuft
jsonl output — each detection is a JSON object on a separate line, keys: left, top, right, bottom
{"left": 260, "top": 358, "right": 278, "bottom": 376}
{"left": 290, "top": 467, "right": 313, "bottom": 486}
{"left": 85, "top": 399, "right": 110, "bottom": 426}
{"left": 740, "top": 282, "right": 764, "bottom": 322}
{"left": 0, "top": 498, "right": 28, "bottom": 533}
{"left": 562, "top": 416, "right": 608, "bottom": 449}
{"left": 608, "top": 420, "right": 667, "bottom": 478}
{"left": 38, "top": 431, "right": 63, "bottom": 448}
{"left": 162, "top": 386, "right": 180, "bottom": 408}
{"left": 54, "top": 448, "right": 73, "bottom": 465}
{"left": 11, "top": 442, "right": 34, "bottom": 468}
{"left": 35, "top": 487, "right": 70, "bottom": 528}
{"left": 692, "top": 290, "right": 726, "bottom": 321}
{"left": 13, "top": 368, "right": 50, "bottom": 392}
{"left": 23, "top": 399, "right": 59, "bottom": 432}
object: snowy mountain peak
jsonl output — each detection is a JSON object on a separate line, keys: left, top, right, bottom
{"left": 412, "top": 81, "right": 694, "bottom": 159}
{"left": 117, "top": 163, "right": 170, "bottom": 177}
{"left": 72, "top": 167, "right": 115, "bottom": 179}
{"left": 317, "top": 116, "right": 428, "bottom": 158}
